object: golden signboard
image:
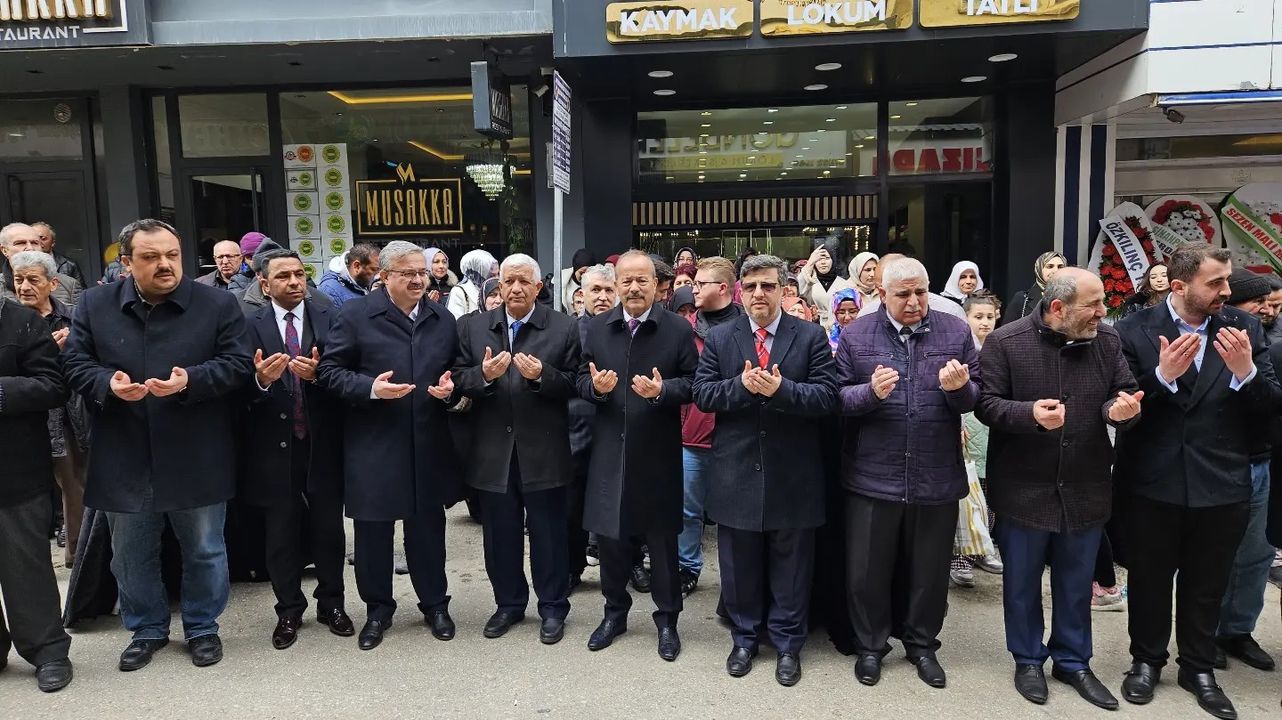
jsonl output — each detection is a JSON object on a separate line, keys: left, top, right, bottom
{"left": 1, "top": 1, "right": 111, "bottom": 21}
{"left": 356, "top": 164, "right": 463, "bottom": 237}
{"left": 761, "top": 0, "right": 913, "bottom": 36}
{"left": 606, "top": 1, "right": 754, "bottom": 43}
{"left": 919, "top": 0, "right": 1080, "bottom": 28}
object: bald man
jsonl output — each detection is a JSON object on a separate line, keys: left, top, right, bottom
{"left": 976, "top": 267, "right": 1140, "bottom": 710}
{"left": 197, "top": 240, "right": 244, "bottom": 290}
{"left": 0, "top": 223, "right": 80, "bottom": 306}
{"left": 857, "top": 253, "right": 966, "bottom": 321}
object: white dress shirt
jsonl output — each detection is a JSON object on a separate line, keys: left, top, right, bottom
{"left": 1157, "top": 294, "right": 1256, "bottom": 393}
{"left": 748, "top": 311, "right": 783, "bottom": 354}
{"left": 255, "top": 301, "right": 306, "bottom": 391}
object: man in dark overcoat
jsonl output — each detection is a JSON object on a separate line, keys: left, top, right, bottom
{"left": 453, "top": 253, "right": 581, "bottom": 645}
{"left": 316, "top": 241, "right": 462, "bottom": 651}
{"left": 692, "top": 253, "right": 836, "bottom": 687}
{"left": 62, "top": 219, "right": 253, "bottom": 672}
{"left": 576, "top": 250, "right": 698, "bottom": 661}
{"left": 242, "top": 250, "right": 352, "bottom": 650}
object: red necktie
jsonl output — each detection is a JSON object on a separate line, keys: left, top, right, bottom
{"left": 755, "top": 327, "right": 770, "bottom": 369}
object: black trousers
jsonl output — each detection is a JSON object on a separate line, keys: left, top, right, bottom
{"left": 0, "top": 492, "right": 72, "bottom": 667}
{"left": 599, "top": 531, "right": 681, "bottom": 629}
{"left": 263, "top": 438, "right": 346, "bottom": 619}
{"left": 845, "top": 494, "right": 957, "bottom": 659}
{"left": 479, "top": 456, "right": 570, "bottom": 620}
{"left": 1124, "top": 495, "right": 1249, "bottom": 672}
{"left": 719, "top": 525, "right": 815, "bottom": 655}
{"left": 353, "top": 506, "right": 448, "bottom": 623}
{"left": 566, "top": 470, "right": 588, "bottom": 578}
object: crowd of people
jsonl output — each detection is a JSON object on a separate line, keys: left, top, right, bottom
{"left": 1, "top": 219, "right": 1280, "bottom": 720}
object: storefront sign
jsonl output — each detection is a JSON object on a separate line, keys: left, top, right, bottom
{"left": 470, "top": 60, "right": 513, "bottom": 140}
{"left": 919, "top": 0, "right": 1079, "bottom": 28}
{"left": 0, "top": 0, "right": 149, "bottom": 49}
{"left": 760, "top": 0, "right": 912, "bottom": 36}
{"left": 606, "top": 0, "right": 754, "bottom": 43}
{"left": 357, "top": 164, "right": 463, "bottom": 237}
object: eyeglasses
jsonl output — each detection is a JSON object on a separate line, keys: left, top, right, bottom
{"left": 693, "top": 280, "right": 724, "bottom": 290}
{"left": 387, "top": 269, "right": 429, "bottom": 279}
{"left": 741, "top": 282, "right": 780, "bottom": 294}
{"left": 213, "top": 254, "right": 240, "bottom": 261}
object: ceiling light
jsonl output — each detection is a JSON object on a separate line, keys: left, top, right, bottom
{"left": 665, "top": 176, "right": 674, "bottom": 180}
{"left": 805, "top": 84, "right": 828, "bottom": 91}
{"left": 906, "top": 101, "right": 919, "bottom": 107}
{"left": 816, "top": 129, "right": 826, "bottom": 133}
{"left": 748, "top": 155, "right": 756, "bottom": 159}
{"left": 961, "top": 75, "right": 987, "bottom": 83}
{"left": 836, "top": 105, "right": 848, "bottom": 110}
{"left": 698, "top": 175, "right": 706, "bottom": 179}
{"left": 739, "top": 173, "right": 747, "bottom": 178}
{"left": 653, "top": 89, "right": 676, "bottom": 96}
{"left": 803, "top": 146, "right": 812, "bottom": 150}
{"left": 699, "top": 150, "right": 708, "bottom": 155}
{"left": 700, "top": 111, "right": 712, "bottom": 116}
{"left": 855, "top": 144, "right": 864, "bottom": 148}
{"left": 795, "top": 154, "right": 804, "bottom": 158}
{"left": 825, "top": 118, "right": 836, "bottom": 122}
{"left": 7, "top": 132, "right": 24, "bottom": 138}
{"left": 701, "top": 123, "right": 711, "bottom": 128}
{"left": 767, "top": 108, "right": 779, "bottom": 113}
{"left": 823, "top": 170, "right": 831, "bottom": 175}
{"left": 328, "top": 90, "right": 471, "bottom": 105}
{"left": 648, "top": 70, "right": 674, "bottom": 78}
{"left": 816, "top": 62, "right": 842, "bottom": 71}
{"left": 845, "top": 152, "right": 853, "bottom": 156}
{"left": 763, "top": 121, "right": 774, "bottom": 126}
{"left": 988, "top": 53, "right": 1018, "bottom": 63}
{"left": 780, "top": 171, "right": 788, "bottom": 175}
{"left": 891, "top": 114, "right": 902, "bottom": 120}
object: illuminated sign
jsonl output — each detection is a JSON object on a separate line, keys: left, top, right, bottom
{"left": 606, "top": 1, "right": 754, "bottom": 43}
{"left": 760, "top": 0, "right": 913, "bottom": 35}
{"left": 919, "top": 0, "right": 1080, "bottom": 28}
{"left": 356, "top": 163, "right": 464, "bottom": 237}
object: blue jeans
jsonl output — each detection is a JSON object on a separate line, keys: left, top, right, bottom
{"left": 994, "top": 519, "right": 1103, "bottom": 672}
{"left": 106, "top": 502, "right": 230, "bottom": 641}
{"left": 678, "top": 447, "right": 711, "bottom": 576}
{"left": 1218, "top": 462, "right": 1272, "bottom": 637}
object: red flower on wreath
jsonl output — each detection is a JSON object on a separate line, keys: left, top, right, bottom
{"left": 1096, "top": 214, "right": 1160, "bottom": 317}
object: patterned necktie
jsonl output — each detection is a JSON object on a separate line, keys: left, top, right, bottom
{"left": 284, "top": 312, "right": 307, "bottom": 440}
{"left": 628, "top": 318, "right": 640, "bottom": 336}
{"left": 509, "top": 319, "right": 523, "bottom": 351}
{"left": 755, "top": 327, "right": 770, "bottom": 369}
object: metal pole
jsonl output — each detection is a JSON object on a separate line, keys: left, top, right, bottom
{"left": 553, "top": 188, "right": 564, "bottom": 312}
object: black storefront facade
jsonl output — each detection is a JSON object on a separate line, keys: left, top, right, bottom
{"left": 553, "top": 0, "right": 1150, "bottom": 296}
{"left": 0, "top": 0, "right": 555, "bottom": 283}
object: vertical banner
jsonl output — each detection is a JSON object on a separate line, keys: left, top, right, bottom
{"left": 552, "top": 72, "right": 572, "bottom": 195}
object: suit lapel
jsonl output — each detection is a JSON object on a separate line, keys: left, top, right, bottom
{"left": 1189, "top": 315, "right": 1228, "bottom": 407}
{"left": 731, "top": 315, "right": 758, "bottom": 369}
{"left": 767, "top": 314, "right": 797, "bottom": 368}
{"left": 254, "top": 308, "right": 285, "bottom": 356}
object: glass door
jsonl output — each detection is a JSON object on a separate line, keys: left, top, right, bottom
{"left": 0, "top": 170, "right": 94, "bottom": 282}
{"left": 180, "top": 168, "right": 268, "bottom": 275}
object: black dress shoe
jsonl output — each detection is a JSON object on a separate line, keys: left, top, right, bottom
{"left": 272, "top": 616, "right": 302, "bottom": 650}
{"left": 1218, "top": 634, "right": 1276, "bottom": 671}
{"left": 1052, "top": 666, "right": 1119, "bottom": 710}
{"left": 35, "top": 658, "right": 73, "bottom": 693}
{"left": 539, "top": 618, "right": 565, "bottom": 645}
{"left": 913, "top": 656, "right": 947, "bottom": 688}
{"left": 1121, "top": 661, "right": 1161, "bottom": 705}
{"left": 426, "top": 610, "right": 455, "bottom": 641}
{"left": 630, "top": 565, "right": 651, "bottom": 593}
{"left": 726, "top": 646, "right": 757, "bottom": 677}
{"left": 1178, "top": 669, "right": 1237, "bottom": 720}
{"left": 855, "top": 654, "right": 882, "bottom": 686}
{"left": 119, "top": 638, "right": 169, "bottom": 672}
{"left": 483, "top": 610, "right": 524, "bottom": 639}
{"left": 316, "top": 608, "right": 355, "bottom": 637}
{"left": 588, "top": 618, "right": 627, "bottom": 651}
{"left": 657, "top": 626, "right": 681, "bottom": 661}
{"left": 357, "top": 619, "right": 390, "bottom": 651}
{"left": 1014, "top": 664, "right": 1048, "bottom": 704}
{"left": 189, "top": 635, "right": 223, "bottom": 667}
{"left": 776, "top": 653, "right": 802, "bottom": 687}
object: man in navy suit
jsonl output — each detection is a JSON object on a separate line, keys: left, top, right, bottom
{"left": 243, "top": 250, "right": 352, "bottom": 650}
{"left": 692, "top": 254, "right": 837, "bottom": 687}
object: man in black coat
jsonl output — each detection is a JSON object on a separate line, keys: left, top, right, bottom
{"left": 1113, "top": 243, "right": 1280, "bottom": 720}
{"left": 0, "top": 296, "right": 74, "bottom": 692}
{"left": 62, "top": 219, "right": 254, "bottom": 672}
{"left": 316, "top": 241, "right": 462, "bottom": 651}
{"left": 692, "top": 254, "right": 837, "bottom": 687}
{"left": 454, "top": 253, "right": 580, "bottom": 645}
{"left": 577, "top": 250, "right": 698, "bottom": 661}
{"left": 242, "top": 251, "right": 353, "bottom": 650}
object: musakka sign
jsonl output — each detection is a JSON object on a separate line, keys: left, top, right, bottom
{"left": 1, "top": 0, "right": 148, "bottom": 48}
{"left": 606, "top": 1, "right": 754, "bottom": 43}
{"left": 357, "top": 163, "right": 463, "bottom": 237}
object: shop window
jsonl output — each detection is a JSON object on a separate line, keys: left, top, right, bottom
{"left": 151, "top": 97, "right": 175, "bottom": 224}
{"left": 278, "top": 87, "right": 533, "bottom": 260}
{"left": 637, "top": 103, "right": 878, "bottom": 185}
{"left": 886, "top": 98, "right": 993, "bottom": 176}
{"left": 0, "top": 98, "right": 83, "bottom": 161}
{"left": 1117, "top": 134, "right": 1282, "bottom": 161}
{"left": 179, "top": 93, "right": 270, "bottom": 158}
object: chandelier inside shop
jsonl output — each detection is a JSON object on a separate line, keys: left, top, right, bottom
{"left": 465, "top": 146, "right": 510, "bottom": 200}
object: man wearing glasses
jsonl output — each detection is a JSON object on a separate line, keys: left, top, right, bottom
{"left": 196, "top": 240, "right": 245, "bottom": 291}
{"left": 692, "top": 254, "right": 837, "bottom": 686}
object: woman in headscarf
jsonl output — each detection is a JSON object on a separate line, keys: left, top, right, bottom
{"left": 668, "top": 285, "right": 696, "bottom": 320}
{"left": 673, "top": 246, "right": 698, "bottom": 269}
{"left": 1121, "top": 262, "right": 1169, "bottom": 318}
{"left": 481, "top": 276, "right": 502, "bottom": 313}
{"left": 447, "top": 248, "right": 498, "bottom": 318}
{"left": 560, "top": 248, "right": 596, "bottom": 312}
{"left": 423, "top": 247, "right": 456, "bottom": 305}
{"left": 827, "top": 287, "right": 861, "bottom": 352}
{"left": 848, "top": 252, "right": 879, "bottom": 306}
{"left": 782, "top": 296, "right": 814, "bottom": 323}
{"left": 799, "top": 241, "right": 853, "bottom": 332}
{"left": 1003, "top": 251, "right": 1067, "bottom": 324}
{"left": 673, "top": 263, "right": 697, "bottom": 292}
{"left": 941, "top": 260, "right": 985, "bottom": 305}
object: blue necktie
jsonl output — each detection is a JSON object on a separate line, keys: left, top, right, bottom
{"left": 510, "top": 319, "right": 523, "bottom": 350}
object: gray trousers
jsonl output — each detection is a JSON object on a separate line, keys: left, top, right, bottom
{"left": 0, "top": 492, "right": 72, "bottom": 667}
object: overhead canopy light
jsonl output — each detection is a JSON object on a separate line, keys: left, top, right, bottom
{"left": 815, "top": 62, "right": 842, "bottom": 71}
{"left": 653, "top": 89, "right": 676, "bottom": 96}
{"left": 648, "top": 70, "right": 674, "bottom": 78}
{"left": 988, "top": 53, "right": 1018, "bottom": 63}
{"left": 804, "top": 84, "right": 828, "bottom": 91}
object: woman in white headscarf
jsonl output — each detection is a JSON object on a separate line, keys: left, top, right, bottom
{"left": 422, "top": 247, "right": 457, "bottom": 305}
{"left": 446, "top": 248, "right": 498, "bottom": 318}
{"left": 848, "top": 252, "right": 879, "bottom": 306}
{"left": 941, "top": 260, "right": 985, "bottom": 305}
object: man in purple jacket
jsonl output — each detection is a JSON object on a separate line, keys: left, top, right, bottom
{"left": 836, "top": 256, "right": 980, "bottom": 690}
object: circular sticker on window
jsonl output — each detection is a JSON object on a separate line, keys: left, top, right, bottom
{"left": 295, "top": 172, "right": 314, "bottom": 188}
{"left": 325, "top": 192, "right": 345, "bottom": 212}
{"left": 326, "top": 215, "right": 346, "bottom": 234}
{"left": 303, "top": 263, "right": 317, "bottom": 281}
{"left": 324, "top": 168, "right": 344, "bottom": 187}
{"left": 322, "top": 145, "right": 342, "bottom": 164}
{"left": 329, "top": 238, "right": 348, "bottom": 256}
{"left": 295, "top": 217, "right": 314, "bottom": 235}
{"left": 297, "top": 239, "right": 316, "bottom": 256}
{"left": 292, "top": 194, "right": 314, "bottom": 213}
{"left": 297, "top": 146, "right": 315, "bottom": 164}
